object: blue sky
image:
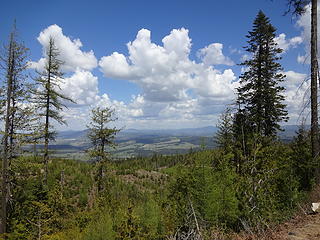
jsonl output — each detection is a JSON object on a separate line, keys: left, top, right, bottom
{"left": 0, "top": 0, "right": 314, "bottom": 130}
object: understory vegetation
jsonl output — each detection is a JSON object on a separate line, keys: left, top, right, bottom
{"left": 3, "top": 128, "right": 317, "bottom": 239}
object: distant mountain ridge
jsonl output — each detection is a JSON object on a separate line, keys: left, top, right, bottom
{"left": 48, "top": 125, "right": 303, "bottom": 159}
{"left": 56, "top": 126, "right": 218, "bottom": 140}
{"left": 118, "top": 126, "right": 218, "bottom": 137}
{"left": 56, "top": 124, "right": 302, "bottom": 140}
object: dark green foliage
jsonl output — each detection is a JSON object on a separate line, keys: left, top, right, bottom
{"left": 164, "top": 151, "right": 239, "bottom": 235}
{"left": 224, "top": 13, "right": 299, "bottom": 232}
{"left": 7, "top": 157, "right": 93, "bottom": 239}
{"left": 87, "top": 107, "right": 120, "bottom": 161}
{"left": 204, "top": 152, "right": 239, "bottom": 228}
{"left": 3, "top": 140, "right": 313, "bottom": 239}
{"left": 82, "top": 213, "right": 115, "bottom": 240}
{"left": 115, "top": 205, "right": 142, "bottom": 240}
{"left": 237, "top": 11, "right": 288, "bottom": 138}
{"left": 87, "top": 107, "right": 120, "bottom": 192}
{"left": 291, "top": 126, "right": 315, "bottom": 191}
{"left": 236, "top": 141, "right": 300, "bottom": 230}
{"left": 215, "top": 108, "right": 234, "bottom": 153}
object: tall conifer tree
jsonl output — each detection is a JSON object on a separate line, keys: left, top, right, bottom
{"left": 237, "top": 11, "right": 288, "bottom": 137}
{"left": 32, "top": 37, "right": 74, "bottom": 183}
{"left": 87, "top": 107, "right": 119, "bottom": 191}
{"left": 0, "top": 23, "right": 29, "bottom": 235}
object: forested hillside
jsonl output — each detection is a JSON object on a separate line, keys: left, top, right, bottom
{"left": 4, "top": 140, "right": 317, "bottom": 239}
{"left": 1, "top": 0, "right": 320, "bottom": 239}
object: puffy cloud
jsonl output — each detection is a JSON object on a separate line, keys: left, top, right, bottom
{"left": 30, "top": 25, "right": 101, "bottom": 110}
{"left": 94, "top": 94, "right": 145, "bottom": 124}
{"left": 36, "top": 25, "right": 308, "bottom": 130}
{"left": 284, "top": 70, "right": 308, "bottom": 89}
{"left": 60, "top": 69, "right": 100, "bottom": 106}
{"left": 99, "top": 52, "right": 133, "bottom": 79}
{"left": 193, "top": 68, "right": 237, "bottom": 100}
{"left": 96, "top": 28, "right": 241, "bottom": 129}
{"left": 58, "top": 93, "right": 146, "bottom": 130}
{"left": 162, "top": 28, "right": 192, "bottom": 60}
{"left": 197, "top": 43, "right": 234, "bottom": 66}
{"left": 159, "top": 99, "right": 198, "bottom": 119}
{"left": 274, "top": 33, "right": 303, "bottom": 53}
{"left": 296, "top": 4, "right": 311, "bottom": 42}
{"left": 295, "top": 4, "right": 320, "bottom": 63}
{"left": 283, "top": 71, "right": 309, "bottom": 123}
{"left": 99, "top": 28, "right": 238, "bottom": 105}
{"left": 229, "top": 47, "right": 242, "bottom": 55}
{"left": 30, "top": 24, "right": 97, "bottom": 72}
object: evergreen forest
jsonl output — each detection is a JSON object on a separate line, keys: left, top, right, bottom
{"left": 1, "top": 2, "right": 320, "bottom": 240}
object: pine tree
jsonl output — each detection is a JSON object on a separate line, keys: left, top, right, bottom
{"left": 0, "top": 24, "right": 29, "bottom": 235}
{"left": 87, "top": 107, "right": 119, "bottom": 191}
{"left": 291, "top": 124, "right": 314, "bottom": 191}
{"left": 5, "top": 51, "right": 35, "bottom": 160}
{"left": 32, "top": 37, "right": 74, "bottom": 183}
{"left": 237, "top": 10, "right": 288, "bottom": 138}
{"left": 215, "top": 108, "right": 233, "bottom": 153}
{"left": 87, "top": 107, "right": 120, "bottom": 161}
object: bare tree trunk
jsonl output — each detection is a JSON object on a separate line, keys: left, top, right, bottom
{"left": 188, "top": 197, "right": 202, "bottom": 240}
{"left": 43, "top": 44, "right": 52, "bottom": 185}
{"left": 60, "top": 170, "right": 64, "bottom": 200}
{"left": 310, "top": 0, "right": 320, "bottom": 181}
{"left": 8, "top": 99, "right": 16, "bottom": 164}
{"left": 44, "top": 104, "right": 49, "bottom": 184}
{"left": 1, "top": 33, "right": 14, "bottom": 235}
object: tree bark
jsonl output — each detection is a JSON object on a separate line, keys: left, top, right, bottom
{"left": 43, "top": 42, "right": 52, "bottom": 184}
{"left": 310, "top": 0, "right": 319, "bottom": 178}
{"left": 1, "top": 32, "right": 14, "bottom": 235}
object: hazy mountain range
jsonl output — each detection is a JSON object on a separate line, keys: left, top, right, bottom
{"left": 56, "top": 124, "right": 302, "bottom": 142}
{"left": 30, "top": 125, "right": 303, "bottom": 159}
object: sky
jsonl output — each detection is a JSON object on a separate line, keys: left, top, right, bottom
{"left": 0, "top": 0, "right": 316, "bottom": 130}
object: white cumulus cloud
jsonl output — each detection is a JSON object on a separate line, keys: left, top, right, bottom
{"left": 282, "top": 71, "right": 309, "bottom": 123}
{"left": 34, "top": 25, "right": 307, "bottom": 130}
{"left": 30, "top": 25, "right": 101, "bottom": 110}
{"left": 274, "top": 33, "right": 303, "bottom": 53}
{"left": 197, "top": 43, "right": 234, "bottom": 66}
{"left": 99, "top": 52, "right": 133, "bottom": 79}
{"left": 295, "top": 3, "right": 320, "bottom": 64}
{"left": 97, "top": 28, "right": 240, "bottom": 128}
{"left": 30, "top": 24, "right": 97, "bottom": 72}
{"left": 61, "top": 69, "right": 100, "bottom": 106}
{"left": 99, "top": 28, "right": 238, "bottom": 108}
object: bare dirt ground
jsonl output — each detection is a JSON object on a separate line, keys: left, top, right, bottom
{"left": 222, "top": 213, "right": 320, "bottom": 240}
{"left": 232, "top": 186, "right": 320, "bottom": 240}
{"left": 280, "top": 186, "right": 320, "bottom": 240}
{"left": 283, "top": 213, "right": 320, "bottom": 240}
